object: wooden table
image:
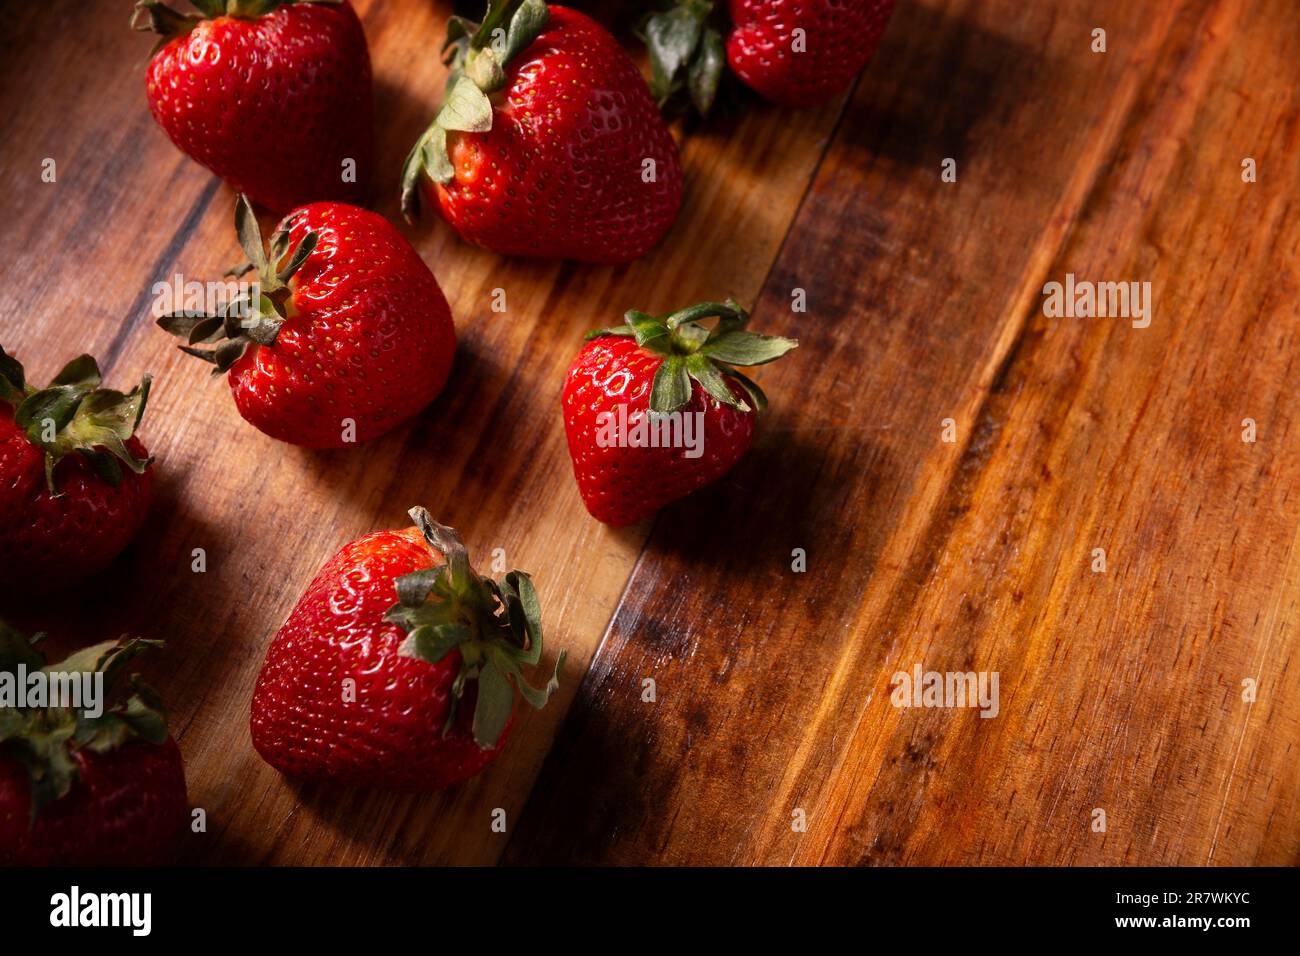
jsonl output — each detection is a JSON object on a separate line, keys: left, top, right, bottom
{"left": 2, "top": 0, "right": 1296, "bottom": 866}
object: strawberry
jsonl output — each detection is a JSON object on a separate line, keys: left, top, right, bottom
{"left": 158, "top": 196, "right": 456, "bottom": 449}
{"left": 134, "top": 0, "right": 374, "bottom": 214}
{"left": 562, "top": 299, "right": 796, "bottom": 525}
{"left": 0, "top": 349, "right": 154, "bottom": 599}
{"left": 0, "top": 625, "right": 188, "bottom": 866}
{"left": 250, "top": 508, "right": 564, "bottom": 790}
{"left": 401, "top": 0, "right": 684, "bottom": 264}
{"left": 645, "top": 0, "right": 896, "bottom": 112}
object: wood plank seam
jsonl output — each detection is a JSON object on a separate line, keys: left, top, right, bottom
{"left": 101, "top": 179, "right": 222, "bottom": 373}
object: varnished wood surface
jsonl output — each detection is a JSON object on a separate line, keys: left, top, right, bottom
{"left": 1, "top": 0, "right": 1297, "bottom": 865}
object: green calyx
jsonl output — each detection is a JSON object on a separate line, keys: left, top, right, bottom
{"left": 385, "top": 507, "right": 565, "bottom": 750}
{"left": 642, "top": 0, "right": 725, "bottom": 115}
{"left": 0, "top": 346, "right": 152, "bottom": 495}
{"left": 0, "top": 622, "right": 167, "bottom": 822}
{"left": 157, "top": 194, "right": 318, "bottom": 375}
{"left": 400, "top": 0, "right": 550, "bottom": 221}
{"left": 130, "top": 0, "right": 341, "bottom": 46}
{"left": 587, "top": 299, "right": 798, "bottom": 414}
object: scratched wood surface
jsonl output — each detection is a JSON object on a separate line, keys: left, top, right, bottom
{"left": 1, "top": 0, "right": 1296, "bottom": 866}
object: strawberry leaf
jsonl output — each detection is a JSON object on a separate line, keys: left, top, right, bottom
{"left": 689, "top": 27, "right": 724, "bottom": 115}
{"left": 650, "top": 355, "right": 691, "bottom": 412}
{"left": 686, "top": 352, "right": 745, "bottom": 409}
{"left": 499, "top": 0, "right": 548, "bottom": 66}
{"left": 392, "top": 568, "right": 438, "bottom": 607}
{"left": 130, "top": 1, "right": 203, "bottom": 47}
{"left": 472, "top": 661, "right": 515, "bottom": 748}
{"left": 723, "top": 367, "right": 769, "bottom": 414}
{"left": 645, "top": 1, "right": 707, "bottom": 101}
{"left": 438, "top": 76, "right": 494, "bottom": 133}
{"left": 275, "top": 230, "right": 317, "bottom": 283}
{"left": 625, "top": 310, "right": 674, "bottom": 352}
{"left": 234, "top": 194, "right": 269, "bottom": 276}
{"left": 697, "top": 329, "right": 798, "bottom": 365}
{"left": 643, "top": 0, "right": 723, "bottom": 113}
{"left": 465, "top": 49, "right": 506, "bottom": 91}
{"left": 398, "top": 623, "right": 474, "bottom": 667}
{"left": 504, "top": 570, "right": 543, "bottom": 662}
{"left": 0, "top": 346, "right": 26, "bottom": 404}
{"left": 503, "top": 649, "right": 565, "bottom": 710}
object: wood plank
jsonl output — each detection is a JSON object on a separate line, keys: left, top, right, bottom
{"left": 506, "top": 0, "right": 1300, "bottom": 864}
{"left": 0, "top": 2, "right": 221, "bottom": 365}
{"left": 0, "top": 0, "right": 843, "bottom": 863}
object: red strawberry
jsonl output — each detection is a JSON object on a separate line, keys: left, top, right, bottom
{"left": 134, "top": 0, "right": 374, "bottom": 214}
{"left": 158, "top": 196, "right": 456, "bottom": 448}
{"left": 727, "top": 0, "right": 896, "bottom": 106}
{"left": 401, "top": 1, "right": 683, "bottom": 264}
{"left": 562, "top": 299, "right": 796, "bottom": 525}
{"left": 250, "top": 508, "right": 564, "bottom": 790}
{"left": 0, "top": 349, "right": 154, "bottom": 599}
{"left": 645, "top": 0, "right": 895, "bottom": 112}
{"left": 0, "top": 627, "right": 188, "bottom": 866}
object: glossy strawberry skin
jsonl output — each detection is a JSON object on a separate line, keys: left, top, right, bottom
{"left": 250, "top": 527, "right": 508, "bottom": 790}
{"left": 227, "top": 203, "right": 456, "bottom": 449}
{"left": 0, "top": 409, "right": 153, "bottom": 599}
{"left": 428, "top": 6, "right": 683, "bottom": 264}
{"left": 0, "top": 737, "right": 187, "bottom": 866}
{"left": 144, "top": 2, "right": 374, "bottom": 214}
{"left": 726, "top": 0, "right": 896, "bottom": 108}
{"left": 562, "top": 336, "right": 756, "bottom": 525}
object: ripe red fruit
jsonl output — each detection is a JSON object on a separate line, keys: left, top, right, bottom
{"left": 0, "top": 628, "right": 188, "bottom": 866}
{"left": 0, "top": 349, "right": 154, "bottom": 598}
{"left": 250, "top": 508, "right": 564, "bottom": 790}
{"left": 402, "top": 0, "right": 683, "bottom": 264}
{"left": 646, "top": 0, "right": 896, "bottom": 112}
{"left": 158, "top": 196, "right": 456, "bottom": 448}
{"left": 135, "top": 0, "right": 374, "bottom": 214}
{"left": 562, "top": 299, "right": 797, "bottom": 525}
{"left": 727, "top": 0, "right": 896, "bottom": 106}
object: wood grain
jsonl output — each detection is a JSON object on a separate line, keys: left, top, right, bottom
{"left": 506, "top": 0, "right": 1300, "bottom": 865}
{"left": 1, "top": 0, "right": 1297, "bottom": 866}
